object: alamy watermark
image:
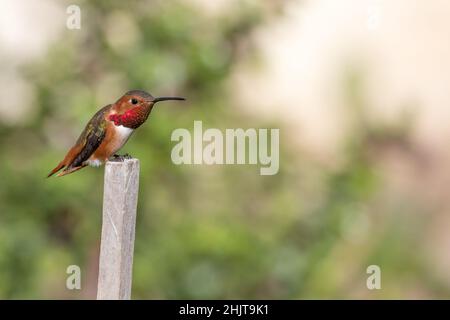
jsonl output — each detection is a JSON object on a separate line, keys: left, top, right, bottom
{"left": 66, "top": 265, "right": 81, "bottom": 290}
{"left": 66, "top": 5, "right": 81, "bottom": 30}
{"left": 366, "top": 265, "right": 381, "bottom": 290}
{"left": 367, "top": 2, "right": 382, "bottom": 31}
{"left": 171, "top": 121, "right": 279, "bottom": 175}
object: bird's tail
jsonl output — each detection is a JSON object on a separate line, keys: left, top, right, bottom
{"left": 47, "top": 161, "right": 66, "bottom": 178}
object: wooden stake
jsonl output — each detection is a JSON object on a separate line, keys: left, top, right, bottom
{"left": 97, "top": 158, "right": 140, "bottom": 300}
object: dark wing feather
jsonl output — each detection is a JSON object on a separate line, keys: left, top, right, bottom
{"left": 66, "top": 105, "right": 111, "bottom": 169}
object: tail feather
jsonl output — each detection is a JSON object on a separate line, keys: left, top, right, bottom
{"left": 47, "top": 144, "right": 82, "bottom": 178}
{"left": 56, "top": 164, "right": 87, "bottom": 177}
{"left": 47, "top": 161, "right": 66, "bottom": 178}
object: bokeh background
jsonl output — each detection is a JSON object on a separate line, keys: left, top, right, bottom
{"left": 1, "top": 0, "right": 450, "bottom": 299}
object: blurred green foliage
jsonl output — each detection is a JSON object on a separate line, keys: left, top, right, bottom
{"left": 0, "top": 0, "right": 446, "bottom": 299}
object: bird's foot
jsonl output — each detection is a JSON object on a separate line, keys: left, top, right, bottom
{"left": 109, "top": 153, "right": 133, "bottom": 162}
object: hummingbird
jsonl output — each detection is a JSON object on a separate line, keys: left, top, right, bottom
{"left": 48, "top": 90, "right": 185, "bottom": 177}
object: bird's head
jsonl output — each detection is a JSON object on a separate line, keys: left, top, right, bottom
{"left": 117, "top": 90, "right": 185, "bottom": 112}
{"left": 110, "top": 90, "right": 185, "bottom": 128}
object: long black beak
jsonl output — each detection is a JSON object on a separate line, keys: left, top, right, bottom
{"left": 153, "top": 96, "right": 185, "bottom": 103}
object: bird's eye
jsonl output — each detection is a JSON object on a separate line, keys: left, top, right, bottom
{"left": 131, "top": 98, "right": 138, "bottom": 105}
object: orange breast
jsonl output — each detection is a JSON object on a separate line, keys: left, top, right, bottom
{"left": 90, "top": 122, "right": 134, "bottom": 162}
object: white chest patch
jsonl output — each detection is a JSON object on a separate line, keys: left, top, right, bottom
{"left": 112, "top": 125, "right": 134, "bottom": 152}
{"left": 115, "top": 125, "right": 134, "bottom": 141}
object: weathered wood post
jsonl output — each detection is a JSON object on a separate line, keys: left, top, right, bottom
{"left": 97, "top": 158, "right": 140, "bottom": 300}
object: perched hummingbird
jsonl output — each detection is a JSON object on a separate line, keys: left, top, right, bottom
{"left": 48, "top": 90, "right": 185, "bottom": 177}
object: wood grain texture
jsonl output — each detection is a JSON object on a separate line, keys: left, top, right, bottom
{"left": 97, "top": 158, "right": 140, "bottom": 300}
